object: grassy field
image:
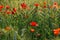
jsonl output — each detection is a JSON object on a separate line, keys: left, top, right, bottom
{"left": 0, "top": 0, "right": 60, "bottom": 40}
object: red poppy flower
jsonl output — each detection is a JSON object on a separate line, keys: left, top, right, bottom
{"left": 13, "top": 8, "right": 16, "bottom": 12}
{"left": 43, "top": 5, "right": 47, "bottom": 8}
{"left": 34, "top": 3, "right": 39, "bottom": 7}
{"left": 6, "top": 5, "right": 10, "bottom": 9}
{"left": 30, "top": 21, "right": 38, "bottom": 26}
{"left": 53, "top": 29, "right": 59, "bottom": 36}
{"left": 0, "top": 5, "right": 4, "bottom": 11}
{"left": 53, "top": 2, "right": 58, "bottom": 5}
{"left": 11, "top": 11, "right": 15, "bottom": 14}
{"left": 30, "top": 28, "right": 35, "bottom": 32}
{"left": 0, "top": 5, "right": 4, "bottom": 8}
{"left": 6, "top": 10, "right": 11, "bottom": 14}
{"left": 21, "top": 3, "right": 27, "bottom": 9}
{"left": 53, "top": 2, "right": 58, "bottom": 9}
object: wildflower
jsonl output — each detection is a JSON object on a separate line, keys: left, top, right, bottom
{"left": 53, "top": 29, "right": 59, "bottom": 36}
{"left": 54, "top": 2, "right": 58, "bottom": 5}
{"left": 5, "top": 26, "right": 11, "bottom": 31}
{"left": 6, "top": 10, "right": 11, "bottom": 14}
{"left": 6, "top": 5, "right": 10, "bottom": 9}
{"left": 0, "top": 5, "right": 4, "bottom": 11}
{"left": 53, "top": 28, "right": 60, "bottom": 36}
{"left": 34, "top": 3, "right": 39, "bottom": 7}
{"left": 13, "top": 8, "right": 17, "bottom": 12}
{"left": 30, "top": 28, "right": 35, "bottom": 32}
{"left": 11, "top": 11, "right": 15, "bottom": 14}
{"left": 30, "top": 21, "right": 38, "bottom": 26}
{"left": 53, "top": 2, "right": 58, "bottom": 9}
{"left": 43, "top": 5, "right": 47, "bottom": 8}
{"left": 21, "top": 3, "right": 27, "bottom": 9}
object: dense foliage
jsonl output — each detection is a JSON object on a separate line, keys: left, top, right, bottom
{"left": 0, "top": 0, "right": 60, "bottom": 40}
